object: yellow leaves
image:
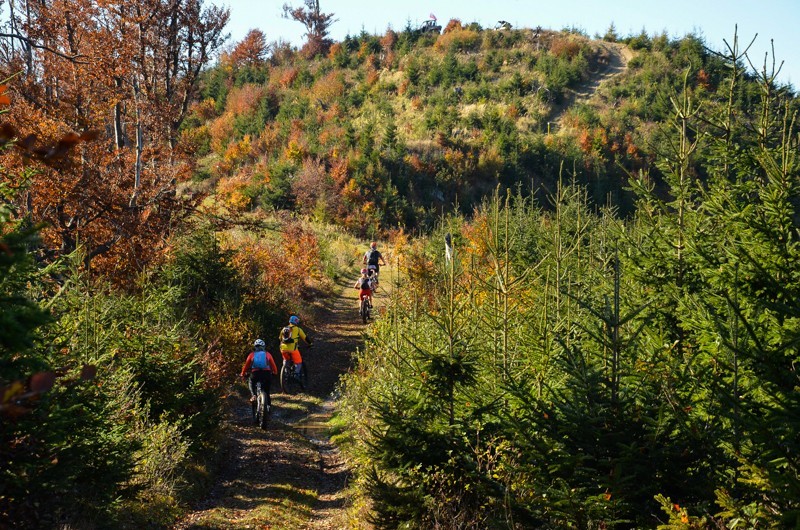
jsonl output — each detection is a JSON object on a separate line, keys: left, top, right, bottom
{"left": 284, "top": 139, "right": 304, "bottom": 163}
{"left": 223, "top": 135, "right": 253, "bottom": 168}
{"left": 434, "top": 28, "right": 482, "bottom": 53}
{"left": 2, "top": 381, "right": 25, "bottom": 404}
{"left": 217, "top": 172, "right": 253, "bottom": 212}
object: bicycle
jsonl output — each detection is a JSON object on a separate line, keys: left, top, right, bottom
{"left": 359, "top": 295, "right": 371, "bottom": 324}
{"left": 251, "top": 380, "right": 269, "bottom": 429}
{"left": 280, "top": 359, "right": 308, "bottom": 394}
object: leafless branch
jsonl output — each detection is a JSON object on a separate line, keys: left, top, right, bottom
{"left": 0, "top": 32, "right": 89, "bottom": 63}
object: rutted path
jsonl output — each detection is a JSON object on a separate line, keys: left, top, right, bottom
{"left": 548, "top": 41, "right": 633, "bottom": 126}
{"left": 173, "top": 270, "right": 378, "bottom": 530}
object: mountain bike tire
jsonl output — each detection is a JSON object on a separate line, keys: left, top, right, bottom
{"left": 281, "top": 362, "right": 307, "bottom": 394}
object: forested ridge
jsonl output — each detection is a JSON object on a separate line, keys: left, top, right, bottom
{"left": 1, "top": 0, "right": 799, "bottom": 528}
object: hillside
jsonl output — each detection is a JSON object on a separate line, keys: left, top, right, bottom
{"left": 184, "top": 24, "right": 797, "bottom": 231}
{"left": 3, "top": 7, "right": 800, "bottom": 528}
{"left": 185, "top": 25, "right": 630, "bottom": 231}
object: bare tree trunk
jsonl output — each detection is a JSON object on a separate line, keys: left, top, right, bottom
{"left": 114, "top": 77, "right": 125, "bottom": 149}
{"left": 131, "top": 76, "right": 142, "bottom": 207}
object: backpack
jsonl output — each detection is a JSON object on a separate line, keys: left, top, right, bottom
{"left": 281, "top": 326, "right": 294, "bottom": 344}
{"left": 360, "top": 277, "right": 371, "bottom": 290}
{"left": 252, "top": 350, "right": 268, "bottom": 370}
{"left": 367, "top": 248, "right": 380, "bottom": 265}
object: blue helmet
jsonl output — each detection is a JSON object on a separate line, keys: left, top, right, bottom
{"left": 289, "top": 315, "right": 300, "bottom": 325}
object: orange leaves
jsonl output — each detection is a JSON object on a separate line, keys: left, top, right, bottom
{"left": 549, "top": 35, "right": 584, "bottom": 60}
{"left": 405, "top": 152, "right": 432, "bottom": 174}
{"left": 229, "top": 29, "right": 268, "bottom": 68}
{"left": 209, "top": 113, "right": 235, "bottom": 153}
{"left": 381, "top": 29, "right": 398, "bottom": 52}
{"left": 217, "top": 171, "right": 254, "bottom": 211}
{"left": 312, "top": 70, "right": 345, "bottom": 104}
{"left": 0, "top": 122, "right": 101, "bottom": 166}
{"left": 1, "top": 0, "right": 226, "bottom": 280}
{"left": 506, "top": 104, "right": 520, "bottom": 121}
{"left": 0, "top": 84, "right": 10, "bottom": 106}
{"left": 328, "top": 42, "right": 343, "bottom": 60}
{"left": 227, "top": 84, "right": 266, "bottom": 115}
{"left": 292, "top": 157, "right": 334, "bottom": 216}
{"left": 696, "top": 69, "right": 712, "bottom": 90}
{"left": 443, "top": 19, "right": 463, "bottom": 34}
{"left": 671, "top": 503, "right": 691, "bottom": 525}
{"left": 329, "top": 158, "right": 349, "bottom": 186}
{"left": 279, "top": 67, "right": 299, "bottom": 88}
{"left": 281, "top": 222, "right": 320, "bottom": 279}
{"left": 222, "top": 221, "right": 321, "bottom": 309}
{"left": 365, "top": 67, "right": 380, "bottom": 87}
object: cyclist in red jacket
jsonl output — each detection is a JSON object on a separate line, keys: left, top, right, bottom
{"left": 354, "top": 267, "right": 374, "bottom": 308}
{"left": 240, "top": 339, "right": 277, "bottom": 408}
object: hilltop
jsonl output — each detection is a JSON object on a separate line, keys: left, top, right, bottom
{"left": 182, "top": 22, "right": 796, "bottom": 232}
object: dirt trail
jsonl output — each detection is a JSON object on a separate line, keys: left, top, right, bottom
{"left": 173, "top": 268, "right": 382, "bottom": 530}
{"left": 548, "top": 41, "right": 633, "bottom": 126}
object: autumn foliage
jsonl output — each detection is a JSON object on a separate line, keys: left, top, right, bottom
{"left": 0, "top": 0, "right": 228, "bottom": 279}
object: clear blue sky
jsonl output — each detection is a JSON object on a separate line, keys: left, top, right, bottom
{"left": 221, "top": 0, "right": 799, "bottom": 87}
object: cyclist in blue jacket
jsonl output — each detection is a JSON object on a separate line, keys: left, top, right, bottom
{"left": 240, "top": 339, "right": 277, "bottom": 407}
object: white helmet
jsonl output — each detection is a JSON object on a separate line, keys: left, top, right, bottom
{"left": 253, "top": 339, "right": 265, "bottom": 349}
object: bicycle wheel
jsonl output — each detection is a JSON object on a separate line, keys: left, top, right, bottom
{"left": 360, "top": 299, "right": 369, "bottom": 324}
{"left": 281, "top": 362, "right": 299, "bottom": 394}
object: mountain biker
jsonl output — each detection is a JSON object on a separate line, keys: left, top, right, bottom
{"left": 279, "top": 315, "right": 312, "bottom": 376}
{"left": 354, "top": 267, "right": 374, "bottom": 308}
{"left": 240, "top": 339, "right": 277, "bottom": 411}
{"left": 362, "top": 241, "right": 386, "bottom": 276}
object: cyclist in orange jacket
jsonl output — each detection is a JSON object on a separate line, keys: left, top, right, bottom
{"left": 279, "top": 315, "right": 312, "bottom": 376}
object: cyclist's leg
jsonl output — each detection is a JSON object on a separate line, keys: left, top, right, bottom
{"left": 247, "top": 375, "right": 257, "bottom": 402}
{"left": 291, "top": 350, "right": 303, "bottom": 375}
{"left": 280, "top": 349, "right": 291, "bottom": 369}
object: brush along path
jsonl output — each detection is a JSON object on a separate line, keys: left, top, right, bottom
{"left": 173, "top": 269, "right": 384, "bottom": 530}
